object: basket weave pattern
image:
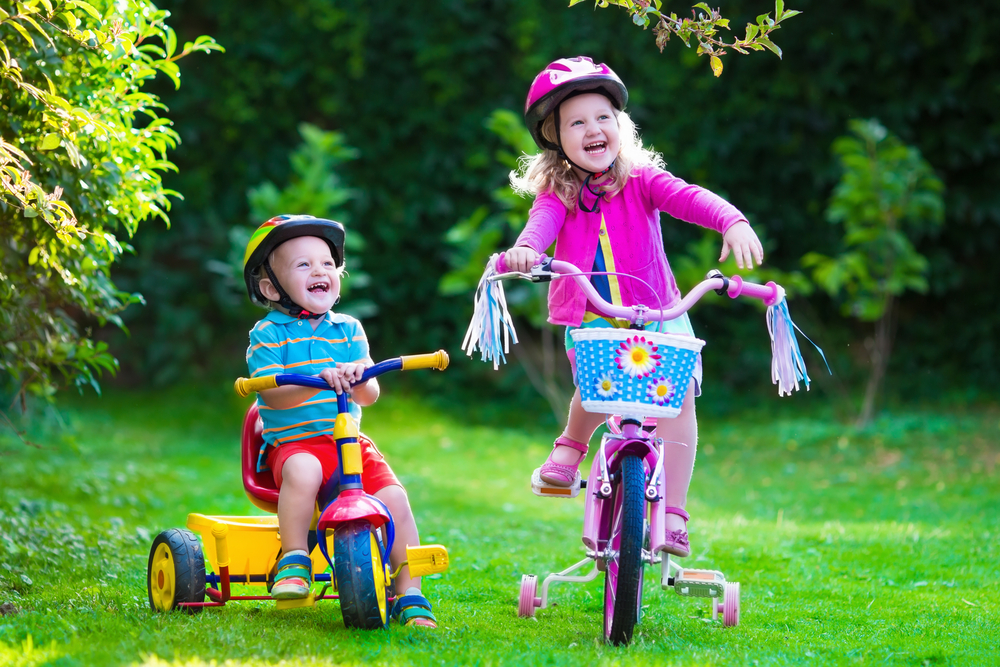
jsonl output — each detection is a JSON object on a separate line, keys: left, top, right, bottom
{"left": 572, "top": 329, "right": 705, "bottom": 418}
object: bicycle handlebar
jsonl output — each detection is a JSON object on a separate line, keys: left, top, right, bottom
{"left": 493, "top": 251, "right": 784, "bottom": 324}
{"left": 234, "top": 350, "right": 450, "bottom": 398}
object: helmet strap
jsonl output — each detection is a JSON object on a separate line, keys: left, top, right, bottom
{"left": 262, "top": 260, "right": 327, "bottom": 320}
{"left": 553, "top": 105, "right": 616, "bottom": 214}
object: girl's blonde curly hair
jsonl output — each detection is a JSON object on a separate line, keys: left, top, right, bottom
{"left": 510, "top": 108, "right": 664, "bottom": 211}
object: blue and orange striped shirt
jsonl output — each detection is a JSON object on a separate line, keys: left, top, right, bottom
{"left": 246, "top": 310, "right": 371, "bottom": 471}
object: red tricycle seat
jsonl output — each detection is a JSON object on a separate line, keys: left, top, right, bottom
{"left": 242, "top": 403, "right": 279, "bottom": 513}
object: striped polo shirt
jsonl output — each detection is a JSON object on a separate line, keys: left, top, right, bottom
{"left": 246, "top": 310, "right": 371, "bottom": 471}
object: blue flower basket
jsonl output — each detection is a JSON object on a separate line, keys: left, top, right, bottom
{"left": 571, "top": 329, "right": 706, "bottom": 419}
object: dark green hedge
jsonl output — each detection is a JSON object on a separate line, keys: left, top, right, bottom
{"left": 108, "top": 0, "right": 999, "bottom": 400}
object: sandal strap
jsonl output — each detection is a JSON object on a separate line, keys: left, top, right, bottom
{"left": 392, "top": 594, "right": 435, "bottom": 624}
{"left": 274, "top": 553, "right": 313, "bottom": 582}
{"left": 663, "top": 506, "right": 690, "bottom": 522}
{"left": 554, "top": 436, "right": 589, "bottom": 453}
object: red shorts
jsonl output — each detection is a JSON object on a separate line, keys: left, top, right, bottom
{"left": 267, "top": 433, "right": 399, "bottom": 494}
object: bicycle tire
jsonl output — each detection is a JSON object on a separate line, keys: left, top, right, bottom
{"left": 147, "top": 528, "right": 206, "bottom": 613}
{"left": 603, "top": 454, "right": 646, "bottom": 645}
{"left": 333, "top": 520, "right": 388, "bottom": 629}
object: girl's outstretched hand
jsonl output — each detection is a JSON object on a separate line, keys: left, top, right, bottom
{"left": 505, "top": 246, "right": 540, "bottom": 273}
{"left": 720, "top": 221, "right": 764, "bottom": 270}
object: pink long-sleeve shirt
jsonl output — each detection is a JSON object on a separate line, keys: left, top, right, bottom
{"left": 515, "top": 164, "right": 748, "bottom": 327}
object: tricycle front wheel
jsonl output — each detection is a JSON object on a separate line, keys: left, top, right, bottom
{"left": 333, "top": 520, "right": 389, "bottom": 629}
{"left": 147, "top": 529, "right": 206, "bottom": 613}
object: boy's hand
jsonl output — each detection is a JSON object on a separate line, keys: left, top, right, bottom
{"left": 319, "top": 362, "right": 370, "bottom": 395}
{"left": 720, "top": 221, "right": 764, "bottom": 270}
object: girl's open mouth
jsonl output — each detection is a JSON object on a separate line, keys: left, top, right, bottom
{"left": 585, "top": 142, "right": 607, "bottom": 155}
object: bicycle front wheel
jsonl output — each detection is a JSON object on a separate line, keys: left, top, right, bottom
{"left": 603, "top": 454, "right": 646, "bottom": 645}
{"left": 333, "top": 520, "right": 389, "bottom": 629}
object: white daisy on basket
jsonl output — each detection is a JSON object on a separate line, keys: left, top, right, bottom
{"left": 646, "top": 376, "right": 676, "bottom": 406}
{"left": 615, "top": 335, "right": 662, "bottom": 379}
{"left": 592, "top": 371, "right": 620, "bottom": 399}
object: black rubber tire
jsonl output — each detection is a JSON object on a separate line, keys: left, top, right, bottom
{"left": 604, "top": 454, "right": 646, "bottom": 645}
{"left": 147, "top": 528, "right": 206, "bottom": 613}
{"left": 333, "top": 520, "right": 388, "bottom": 629}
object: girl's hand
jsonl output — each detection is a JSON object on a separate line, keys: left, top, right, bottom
{"left": 504, "top": 246, "right": 540, "bottom": 273}
{"left": 720, "top": 221, "right": 764, "bottom": 270}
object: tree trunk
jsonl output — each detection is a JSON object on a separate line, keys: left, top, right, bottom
{"left": 857, "top": 294, "right": 896, "bottom": 427}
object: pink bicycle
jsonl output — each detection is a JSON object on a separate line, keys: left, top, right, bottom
{"left": 465, "top": 253, "right": 814, "bottom": 644}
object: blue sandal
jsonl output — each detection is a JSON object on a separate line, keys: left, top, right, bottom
{"left": 271, "top": 551, "right": 312, "bottom": 600}
{"left": 391, "top": 593, "right": 437, "bottom": 628}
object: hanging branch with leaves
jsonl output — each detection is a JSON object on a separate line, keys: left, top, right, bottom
{"left": 570, "top": 0, "right": 800, "bottom": 77}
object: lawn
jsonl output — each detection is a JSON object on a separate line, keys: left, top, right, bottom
{"left": 1, "top": 381, "right": 997, "bottom": 666}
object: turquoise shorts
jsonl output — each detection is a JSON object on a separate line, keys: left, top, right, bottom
{"left": 565, "top": 312, "right": 703, "bottom": 396}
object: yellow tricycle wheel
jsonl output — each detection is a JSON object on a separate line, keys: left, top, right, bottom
{"left": 147, "top": 529, "right": 206, "bottom": 613}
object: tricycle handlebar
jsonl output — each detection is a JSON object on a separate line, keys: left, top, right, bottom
{"left": 234, "top": 349, "right": 449, "bottom": 398}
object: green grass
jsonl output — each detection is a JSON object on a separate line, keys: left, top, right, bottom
{"left": 1, "top": 384, "right": 998, "bottom": 666}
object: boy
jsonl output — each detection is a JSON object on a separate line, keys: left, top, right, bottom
{"left": 242, "top": 214, "right": 436, "bottom": 627}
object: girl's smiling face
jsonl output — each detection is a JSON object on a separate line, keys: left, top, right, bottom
{"left": 260, "top": 235, "right": 341, "bottom": 315}
{"left": 558, "top": 93, "right": 621, "bottom": 175}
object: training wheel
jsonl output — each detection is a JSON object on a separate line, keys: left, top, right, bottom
{"left": 518, "top": 574, "right": 540, "bottom": 617}
{"left": 714, "top": 581, "right": 740, "bottom": 627}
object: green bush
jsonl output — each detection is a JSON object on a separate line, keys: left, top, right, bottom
{"left": 0, "top": 1, "right": 220, "bottom": 406}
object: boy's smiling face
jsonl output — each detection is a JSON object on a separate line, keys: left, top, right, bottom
{"left": 259, "top": 235, "right": 341, "bottom": 315}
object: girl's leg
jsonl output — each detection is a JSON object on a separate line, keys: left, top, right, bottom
{"left": 276, "top": 452, "right": 324, "bottom": 554}
{"left": 655, "top": 379, "right": 698, "bottom": 535}
{"left": 549, "top": 387, "right": 606, "bottom": 465}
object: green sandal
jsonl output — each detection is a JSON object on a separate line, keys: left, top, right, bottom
{"left": 271, "top": 551, "right": 312, "bottom": 600}
{"left": 391, "top": 592, "right": 437, "bottom": 628}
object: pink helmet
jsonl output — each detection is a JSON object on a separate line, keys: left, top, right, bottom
{"left": 524, "top": 56, "right": 628, "bottom": 150}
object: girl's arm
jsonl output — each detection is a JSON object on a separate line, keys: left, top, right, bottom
{"left": 507, "top": 194, "right": 566, "bottom": 271}
{"left": 645, "top": 167, "right": 763, "bottom": 268}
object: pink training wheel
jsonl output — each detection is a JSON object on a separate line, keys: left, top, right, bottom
{"left": 715, "top": 581, "right": 740, "bottom": 627}
{"left": 518, "top": 575, "right": 540, "bottom": 617}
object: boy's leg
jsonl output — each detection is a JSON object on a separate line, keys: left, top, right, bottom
{"left": 655, "top": 379, "right": 698, "bottom": 536}
{"left": 276, "top": 452, "right": 324, "bottom": 553}
{"left": 374, "top": 484, "right": 437, "bottom": 628}
{"left": 273, "top": 452, "right": 323, "bottom": 599}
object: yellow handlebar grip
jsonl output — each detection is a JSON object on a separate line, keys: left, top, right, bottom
{"left": 234, "top": 375, "right": 279, "bottom": 398}
{"left": 400, "top": 350, "right": 450, "bottom": 371}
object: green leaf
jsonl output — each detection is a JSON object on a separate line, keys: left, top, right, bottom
{"left": 756, "top": 36, "right": 782, "bottom": 58}
{"left": 7, "top": 19, "right": 36, "bottom": 49}
{"left": 568, "top": 0, "right": 587, "bottom": 5}
{"left": 165, "top": 25, "right": 177, "bottom": 59}
{"left": 38, "top": 133, "right": 61, "bottom": 151}
{"left": 67, "top": 0, "right": 101, "bottom": 20}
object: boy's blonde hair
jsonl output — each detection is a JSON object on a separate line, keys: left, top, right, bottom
{"left": 510, "top": 109, "right": 665, "bottom": 211}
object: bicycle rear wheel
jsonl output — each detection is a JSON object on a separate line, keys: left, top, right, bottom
{"left": 603, "top": 454, "right": 646, "bottom": 645}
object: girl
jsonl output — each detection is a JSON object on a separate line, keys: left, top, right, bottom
{"left": 504, "top": 56, "right": 764, "bottom": 558}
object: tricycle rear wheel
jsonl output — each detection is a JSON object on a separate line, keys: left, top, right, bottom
{"left": 333, "top": 520, "right": 388, "bottom": 629}
{"left": 147, "top": 529, "right": 206, "bottom": 613}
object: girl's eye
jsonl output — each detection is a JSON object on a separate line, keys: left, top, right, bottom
{"left": 570, "top": 119, "right": 583, "bottom": 126}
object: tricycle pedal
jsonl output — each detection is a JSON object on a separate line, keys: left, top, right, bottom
{"left": 275, "top": 592, "right": 316, "bottom": 610}
{"left": 531, "top": 468, "right": 581, "bottom": 499}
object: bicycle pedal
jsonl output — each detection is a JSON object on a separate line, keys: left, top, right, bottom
{"left": 530, "top": 468, "right": 581, "bottom": 499}
{"left": 671, "top": 568, "right": 726, "bottom": 598}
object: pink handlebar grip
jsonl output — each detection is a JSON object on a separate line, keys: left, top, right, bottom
{"left": 726, "top": 275, "right": 782, "bottom": 306}
{"left": 495, "top": 251, "right": 509, "bottom": 274}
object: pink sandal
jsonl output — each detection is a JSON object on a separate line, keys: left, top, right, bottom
{"left": 662, "top": 506, "right": 691, "bottom": 558}
{"left": 538, "top": 436, "right": 588, "bottom": 487}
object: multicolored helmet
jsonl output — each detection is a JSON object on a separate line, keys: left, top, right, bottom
{"left": 524, "top": 56, "right": 628, "bottom": 151}
{"left": 243, "top": 214, "right": 346, "bottom": 307}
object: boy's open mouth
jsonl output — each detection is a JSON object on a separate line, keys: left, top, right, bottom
{"left": 585, "top": 141, "right": 607, "bottom": 155}
{"left": 308, "top": 281, "right": 329, "bottom": 293}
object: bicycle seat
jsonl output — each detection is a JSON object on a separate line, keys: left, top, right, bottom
{"left": 241, "top": 403, "right": 279, "bottom": 513}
